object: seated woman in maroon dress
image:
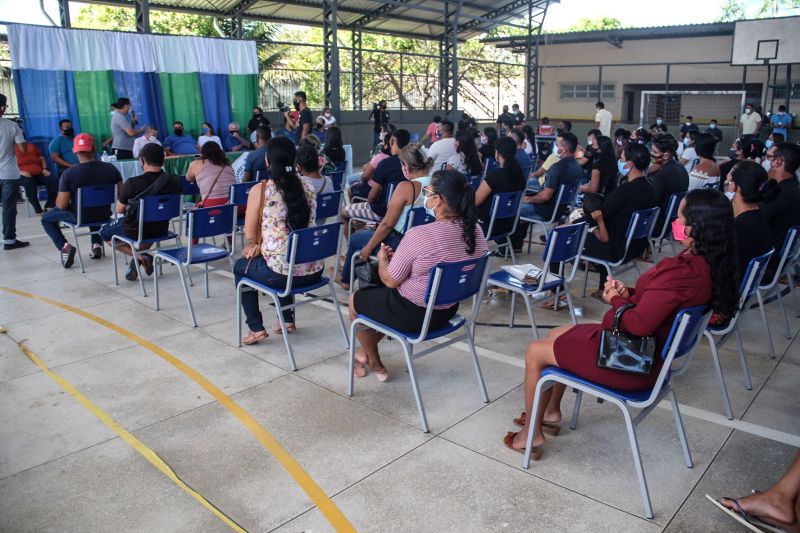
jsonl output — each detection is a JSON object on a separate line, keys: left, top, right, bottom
{"left": 504, "top": 188, "right": 739, "bottom": 457}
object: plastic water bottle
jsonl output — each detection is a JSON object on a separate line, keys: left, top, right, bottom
{"left": 100, "top": 152, "right": 108, "bottom": 162}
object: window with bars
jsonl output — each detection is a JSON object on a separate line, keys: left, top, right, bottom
{"left": 560, "top": 83, "right": 615, "bottom": 100}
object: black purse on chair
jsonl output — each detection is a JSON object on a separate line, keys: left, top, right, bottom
{"left": 597, "top": 304, "right": 657, "bottom": 375}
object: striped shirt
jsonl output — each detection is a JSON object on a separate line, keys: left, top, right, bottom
{"left": 388, "top": 219, "right": 488, "bottom": 308}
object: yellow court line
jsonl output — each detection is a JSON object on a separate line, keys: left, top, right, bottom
{"left": 0, "top": 287, "right": 356, "bottom": 532}
{"left": 0, "top": 328, "right": 247, "bottom": 533}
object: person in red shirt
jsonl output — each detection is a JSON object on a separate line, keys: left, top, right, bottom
{"left": 16, "top": 140, "right": 57, "bottom": 214}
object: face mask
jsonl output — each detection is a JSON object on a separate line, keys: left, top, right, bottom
{"left": 656, "top": 119, "right": 662, "bottom": 125}
{"left": 556, "top": 128, "right": 564, "bottom": 136}
{"left": 480, "top": 135, "right": 488, "bottom": 145}
{"left": 724, "top": 191, "right": 735, "bottom": 201}
{"left": 728, "top": 149, "right": 738, "bottom": 159}
{"left": 762, "top": 159, "right": 772, "bottom": 172}
{"left": 616, "top": 139, "right": 623, "bottom": 146}
{"left": 746, "top": 109, "right": 752, "bottom": 114}
{"left": 765, "top": 139, "right": 774, "bottom": 149}
{"left": 293, "top": 100, "right": 300, "bottom": 110}
{"left": 253, "top": 112, "right": 261, "bottom": 117}
{"left": 617, "top": 159, "right": 630, "bottom": 176}
{"left": 672, "top": 219, "right": 688, "bottom": 241}
{"left": 174, "top": 128, "right": 183, "bottom": 136}
{"left": 554, "top": 145, "right": 561, "bottom": 156}
{"left": 709, "top": 123, "right": 717, "bottom": 129}
{"left": 685, "top": 122, "right": 691, "bottom": 127}
{"left": 779, "top": 111, "right": 785, "bottom": 115}
{"left": 63, "top": 127, "right": 74, "bottom": 137}
{"left": 587, "top": 137, "right": 593, "bottom": 146}
{"left": 202, "top": 127, "right": 209, "bottom": 134}
{"left": 423, "top": 194, "right": 437, "bottom": 218}
{"left": 110, "top": 110, "right": 116, "bottom": 116}
{"left": 683, "top": 138, "right": 690, "bottom": 147}
{"left": 325, "top": 113, "right": 332, "bottom": 118}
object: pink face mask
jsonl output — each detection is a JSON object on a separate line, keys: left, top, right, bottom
{"left": 672, "top": 219, "right": 688, "bottom": 241}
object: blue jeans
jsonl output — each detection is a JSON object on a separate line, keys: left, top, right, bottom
{"left": 41, "top": 207, "right": 101, "bottom": 250}
{"left": 0, "top": 179, "right": 19, "bottom": 242}
{"left": 340, "top": 229, "right": 403, "bottom": 284}
{"left": 233, "top": 256, "right": 323, "bottom": 330}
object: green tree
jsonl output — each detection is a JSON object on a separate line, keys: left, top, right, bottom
{"left": 717, "top": 0, "right": 747, "bottom": 21}
{"left": 566, "top": 17, "right": 623, "bottom": 32}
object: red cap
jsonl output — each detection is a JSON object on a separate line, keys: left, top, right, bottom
{"left": 73, "top": 133, "right": 94, "bottom": 153}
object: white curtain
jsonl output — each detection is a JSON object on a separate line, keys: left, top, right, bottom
{"left": 8, "top": 23, "right": 258, "bottom": 75}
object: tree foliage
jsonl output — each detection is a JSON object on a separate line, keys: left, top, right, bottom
{"left": 566, "top": 17, "right": 623, "bottom": 32}
{"left": 716, "top": 0, "right": 800, "bottom": 21}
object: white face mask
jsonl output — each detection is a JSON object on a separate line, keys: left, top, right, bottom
{"left": 746, "top": 109, "right": 752, "bottom": 115}
{"left": 724, "top": 191, "right": 735, "bottom": 201}
{"left": 762, "top": 159, "right": 772, "bottom": 172}
{"left": 325, "top": 113, "right": 332, "bottom": 118}
{"left": 685, "top": 122, "right": 691, "bottom": 127}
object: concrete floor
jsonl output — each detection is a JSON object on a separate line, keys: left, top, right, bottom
{"left": 1, "top": 209, "right": 798, "bottom": 533}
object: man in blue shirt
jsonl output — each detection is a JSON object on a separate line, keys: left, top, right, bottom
{"left": 244, "top": 126, "right": 270, "bottom": 182}
{"left": 162, "top": 121, "right": 197, "bottom": 155}
{"left": 770, "top": 105, "right": 793, "bottom": 139}
{"left": 509, "top": 128, "right": 533, "bottom": 178}
{"left": 224, "top": 121, "right": 249, "bottom": 152}
{"left": 49, "top": 119, "right": 79, "bottom": 175}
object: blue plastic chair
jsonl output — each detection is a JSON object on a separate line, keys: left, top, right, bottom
{"left": 758, "top": 226, "right": 800, "bottom": 347}
{"left": 316, "top": 190, "right": 343, "bottom": 223}
{"left": 482, "top": 157, "right": 499, "bottom": 179}
{"left": 702, "top": 249, "right": 773, "bottom": 419}
{"left": 522, "top": 181, "right": 579, "bottom": 254}
{"left": 524, "top": 305, "right": 711, "bottom": 519}
{"left": 410, "top": 133, "right": 420, "bottom": 143}
{"left": 484, "top": 190, "right": 524, "bottom": 265}
{"left": 465, "top": 173, "right": 483, "bottom": 190}
{"left": 60, "top": 183, "right": 117, "bottom": 273}
{"left": 153, "top": 204, "right": 235, "bottom": 327}
{"left": 236, "top": 223, "right": 348, "bottom": 370}
{"left": 580, "top": 207, "right": 660, "bottom": 297}
{"left": 111, "top": 194, "right": 181, "bottom": 297}
{"left": 348, "top": 253, "right": 493, "bottom": 432}
{"left": 488, "top": 222, "right": 588, "bottom": 338}
{"left": 324, "top": 170, "right": 345, "bottom": 191}
{"left": 229, "top": 181, "right": 257, "bottom": 253}
{"left": 334, "top": 160, "right": 348, "bottom": 173}
{"left": 650, "top": 191, "right": 686, "bottom": 261}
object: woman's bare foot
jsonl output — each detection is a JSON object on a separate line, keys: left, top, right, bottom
{"left": 721, "top": 490, "right": 798, "bottom": 530}
{"left": 511, "top": 427, "right": 545, "bottom": 450}
{"left": 543, "top": 408, "right": 562, "bottom": 425}
{"left": 353, "top": 349, "right": 368, "bottom": 378}
{"left": 369, "top": 361, "right": 389, "bottom": 382}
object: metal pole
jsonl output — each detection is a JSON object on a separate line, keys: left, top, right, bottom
{"left": 134, "top": 0, "right": 150, "bottom": 33}
{"left": 59, "top": 0, "right": 70, "bottom": 28}
{"left": 496, "top": 63, "right": 501, "bottom": 118}
{"left": 785, "top": 64, "right": 792, "bottom": 112}
{"left": 400, "top": 54, "right": 404, "bottom": 111}
{"left": 351, "top": 31, "right": 363, "bottom": 111}
{"left": 598, "top": 65, "right": 603, "bottom": 100}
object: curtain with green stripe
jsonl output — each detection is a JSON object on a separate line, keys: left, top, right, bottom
{"left": 73, "top": 71, "right": 116, "bottom": 146}
{"left": 228, "top": 74, "right": 259, "bottom": 131}
{"left": 159, "top": 73, "right": 205, "bottom": 138}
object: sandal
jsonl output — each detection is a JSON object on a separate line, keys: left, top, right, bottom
{"left": 242, "top": 330, "right": 268, "bottom": 345}
{"left": 541, "top": 295, "right": 568, "bottom": 310}
{"left": 512, "top": 411, "right": 561, "bottom": 436}
{"left": 273, "top": 323, "right": 297, "bottom": 334}
{"left": 503, "top": 431, "right": 542, "bottom": 460}
{"left": 590, "top": 289, "right": 605, "bottom": 302}
{"left": 706, "top": 495, "right": 787, "bottom": 533}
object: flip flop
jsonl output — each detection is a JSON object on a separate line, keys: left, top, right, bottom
{"left": 512, "top": 411, "right": 561, "bottom": 436}
{"left": 706, "top": 495, "right": 788, "bottom": 533}
{"left": 541, "top": 296, "right": 568, "bottom": 311}
{"left": 242, "top": 330, "right": 268, "bottom": 345}
{"left": 272, "top": 323, "right": 297, "bottom": 334}
{"left": 503, "top": 431, "right": 542, "bottom": 460}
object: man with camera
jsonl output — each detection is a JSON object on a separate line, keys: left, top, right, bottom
{"left": 369, "top": 100, "right": 390, "bottom": 147}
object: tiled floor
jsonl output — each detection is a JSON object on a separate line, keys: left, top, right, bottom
{"left": 0, "top": 211, "right": 797, "bottom": 532}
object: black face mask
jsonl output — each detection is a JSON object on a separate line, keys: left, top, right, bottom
{"left": 63, "top": 127, "right": 74, "bottom": 137}
{"left": 253, "top": 112, "right": 261, "bottom": 118}
{"left": 293, "top": 100, "right": 300, "bottom": 110}
{"left": 556, "top": 128, "right": 564, "bottom": 135}
{"left": 174, "top": 128, "right": 184, "bottom": 136}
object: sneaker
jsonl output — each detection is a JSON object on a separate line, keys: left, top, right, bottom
{"left": 60, "top": 243, "right": 76, "bottom": 268}
{"left": 125, "top": 258, "right": 138, "bottom": 281}
{"left": 4, "top": 240, "right": 30, "bottom": 250}
{"left": 90, "top": 243, "right": 103, "bottom": 259}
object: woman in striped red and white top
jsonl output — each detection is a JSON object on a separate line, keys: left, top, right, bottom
{"left": 349, "top": 169, "right": 488, "bottom": 382}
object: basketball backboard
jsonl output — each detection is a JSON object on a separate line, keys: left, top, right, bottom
{"left": 731, "top": 16, "right": 800, "bottom": 65}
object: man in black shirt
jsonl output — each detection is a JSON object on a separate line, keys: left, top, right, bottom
{"left": 679, "top": 116, "right": 699, "bottom": 140}
{"left": 648, "top": 134, "right": 689, "bottom": 236}
{"left": 247, "top": 107, "right": 269, "bottom": 136}
{"left": 457, "top": 111, "right": 477, "bottom": 133}
{"left": 649, "top": 114, "right": 668, "bottom": 134}
{"left": 41, "top": 133, "right": 122, "bottom": 268}
{"left": 99, "top": 143, "right": 181, "bottom": 281}
{"left": 760, "top": 143, "right": 800, "bottom": 274}
{"left": 369, "top": 100, "right": 390, "bottom": 147}
{"left": 707, "top": 119, "right": 723, "bottom": 145}
{"left": 511, "top": 103, "right": 526, "bottom": 126}
{"left": 294, "top": 91, "right": 313, "bottom": 144}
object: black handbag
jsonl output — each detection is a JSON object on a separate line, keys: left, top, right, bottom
{"left": 354, "top": 259, "right": 383, "bottom": 289}
{"left": 597, "top": 304, "right": 657, "bottom": 375}
{"left": 123, "top": 172, "right": 172, "bottom": 228}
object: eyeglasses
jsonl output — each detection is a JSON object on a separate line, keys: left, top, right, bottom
{"left": 422, "top": 187, "right": 437, "bottom": 198}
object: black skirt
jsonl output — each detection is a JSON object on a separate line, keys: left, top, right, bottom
{"left": 353, "top": 286, "right": 459, "bottom": 333}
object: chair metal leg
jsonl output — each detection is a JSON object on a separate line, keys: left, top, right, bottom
{"left": 235, "top": 283, "right": 243, "bottom": 347}
{"left": 507, "top": 237, "right": 517, "bottom": 265}
{"left": 756, "top": 291, "right": 776, "bottom": 359}
{"left": 153, "top": 256, "right": 161, "bottom": 310}
{"left": 70, "top": 226, "right": 86, "bottom": 273}
{"left": 465, "top": 323, "right": 489, "bottom": 404}
{"left": 509, "top": 292, "right": 517, "bottom": 329}
{"left": 526, "top": 222, "right": 534, "bottom": 254}
{"left": 523, "top": 378, "right": 548, "bottom": 468}
{"left": 328, "top": 282, "right": 349, "bottom": 349}
{"left": 347, "top": 320, "right": 359, "bottom": 397}
{"left": 570, "top": 389, "right": 582, "bottom": 430}
{"left": 582, "top": 261, "right": 590, "bottom": 297}
{"left": 112, "top": 238, "right": 120, "bottom": 286}
{"left": 269, "top": 293, "right": 298, "bottom": 371}
{"left": 521, "top": 293, "right": 539, "bottom": 340}
{"left": 735, "top": 329, "right": 752, "bottom": 390}
{"left": 669, "top": 388, "right": 693, "bottom": 468}
{"left": 564, "top": 287, "right": 578, "bottom": 325}
{"left": 621, "top": 406, "right": 654, "bottom": 519}
{"left": 705, "top": 331, "right": 734, "bottom": 420}
{"left": 400, "top": 340, "right": 430, "bottom": 433}
{"left": 128, "top": 246, "right": 147, "bottom": 298}
{"left": 204, "top": 262, "right": 210, "bottom": 298}
{"left": 177, "top": 264, "right": 197, "bottom": 327}
{"left": 777, "top": 288, "right": 792, "bottom": 339}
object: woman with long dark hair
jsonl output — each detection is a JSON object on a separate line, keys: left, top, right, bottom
{"left": 185, "top": 140, "right": 236, "bottom": 208}
{"left": 323, "top": 125, "right": 346, "bottom": 164}
{"left": 580, "top": 134, "right": 617, "bottom": 195}
{"left": 447, "top": 130, "right": 483, "bottom": 176}
{"left": 478, "top": 126, "right": 498, "bottom": 162}
{"left": 504, "top": 188, "right": 738, "bottom": 456}
{"left": 475, "top": 136, "right": 526, "bottom": 237}
{"left": 349, "top": 169, "right": 488, "bottom": 381}
{"left": 688, "top": 132, "right": 721, "bottom": 190}
{"left": 234, "top": 136, "right": 322, "bottom": 345}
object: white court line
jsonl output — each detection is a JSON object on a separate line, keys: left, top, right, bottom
{"left": 209, "top": 264, "right": 800, "bottom": 446}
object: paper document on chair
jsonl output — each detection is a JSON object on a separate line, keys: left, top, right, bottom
{"left": 501, "top": 264, "right": 560, "bottom": 285}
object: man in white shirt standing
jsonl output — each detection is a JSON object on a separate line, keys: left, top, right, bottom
{"left": 594, "top": 101, "right": 613, "bottom": 137}
{"left": 739, "top": 103, "right": 762, "bottom": 143}
{"left": 132, "top": 125, "right": 161, "bottom": 158}
{"left": 427, "top": 119, "right": 457, "bottom": 171}
{"left": 0, "top": 94, "right": 29, "bottom": 250}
